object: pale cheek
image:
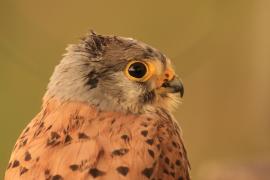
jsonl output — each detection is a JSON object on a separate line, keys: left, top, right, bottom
{"left": 155, "top": 93, "right": 181, "bottom": 111}
{"left": 125, "top": 85, "right": 142, "bottom": 100}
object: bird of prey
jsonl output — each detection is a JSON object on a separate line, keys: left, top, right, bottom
{"left": 5, "top": 32, "right": 190, "bottom": 180}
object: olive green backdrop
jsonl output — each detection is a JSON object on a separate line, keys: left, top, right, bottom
{"left": 1, "top": 0, "right": 270, "bottom": 179}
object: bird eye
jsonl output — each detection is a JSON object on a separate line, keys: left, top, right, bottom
{"left": 128, "top": 62, "right": 147, "bottom": 78}
{"left": 125, "top": 61, "right": 154, "bottom": 82}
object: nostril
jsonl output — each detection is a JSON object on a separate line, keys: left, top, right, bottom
{"left": 161, "top": 82, "right": 170, "bottom": 88}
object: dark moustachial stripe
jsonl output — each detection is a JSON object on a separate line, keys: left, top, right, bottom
{"left": 143, "top": 91, "right": 156, "bottom": 103}
{"left": 87, "top": 71, "right": 99, "bottom": 89}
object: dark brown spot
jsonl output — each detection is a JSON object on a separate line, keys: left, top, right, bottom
{"left": 44, "top": 170, "right": 51, "bottom": 180}
{"left": 47, "top": 139, "right": 61, "bottom": 147}
{"left": 163, "top": 168, "right": 169, "bottom": 175}
{"left": 170, "top": 163, "right": 175, "bottom": 169}
{"left": 167, "top": 146, "right": 173, "bottom": 152}
{"left": 24, "top": 151, "right": 32, "bottom": 161}
{"left": 158, "top": 136, "right": 163, "bottom": 142}
{"left": 148, "top": 149, "right": 155, "bottom": 158}
{"left": 186, "top": 173, "right": 191, "bottom": 180}
{"left": 70, "top": 164, "right": 79, "bottom": 171}
{"left": 141, "top": 130, "right": 148, "bottom": 137}
{"left": 45, "top": 169, "right": 50, "bottom": 175}
{"left": 20, "top": 167, "right": 28, "bottom": 175}
{"left": 121, "top": 134, "right": 129, "bottom": 142}
{"left": 176, "top": 160, "right": 181, "bottom": 166}
{"left": 116, "top": 166, "right": 129, "bottom": 176}
{"left": 170, "top": 172, "right": 175, "bottom": 177}
{"left": 111, "top": 119, "right": 116, "bottom": 124}
{"left": 34, "top": 130, "right": 41, "bottom": 137}
{"left": 89, "top": 168, "right": 105, "bottom": 178}
{"left": 39, "top": 122, "right": 44, "bottom": 129}
{"left": 51, "top": 131, "right": 61, "bottom": 139}
{"left": 165, "top": 157, "right": 170, "bottom": 165}
{"left": 178, "top": 176, "right": 184, "bottom": 180}
{"left": 179, "top": 151, "right": 183, "bottom": 157}
{"left": 12, "top": 160, "right": 20, "bottom": 168}
{"left": 172, "top": 141, "right": 178, "bottom": 148}
{"left": 156, "top": 144, "right": 161, "bottom": 150}
{"left": 64, "top": 135, "right": 72, "bottom": 143}
{"left": 140, "top": 122, "right": 148, "bottom": 127}
{"left": 142, "top": 167, "right": 154, "bottom": 178}
{"left": 52, "top": 175, "right": 63, "bottom": 180}
{"left": 46, "top": 125, "right": 53, "bottom": 131}
{"left": 78, "top": 132, "right": 89, "bottom": 139}
{"left": 146, "top": 139, "right": 154, "bottom": 145}
{"left": 112, "top": 149, "right": 129, "bottom": 156}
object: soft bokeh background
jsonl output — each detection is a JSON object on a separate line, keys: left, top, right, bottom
{"left": 1, "top": 0, "right": 270, "bottom": 179}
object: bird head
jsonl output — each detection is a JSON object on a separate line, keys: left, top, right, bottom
{"left": 45, "top": 32, "right": 184, "bottom": 114}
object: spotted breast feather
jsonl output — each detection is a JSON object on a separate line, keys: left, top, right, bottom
{"left": 5, "top": 98, "right": 190, "bottom": 180}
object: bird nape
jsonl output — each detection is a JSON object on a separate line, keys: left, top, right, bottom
{"left": 5, "top": 31, "right": 190, "bottom": 180}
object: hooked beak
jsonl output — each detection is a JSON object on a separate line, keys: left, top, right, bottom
{"left": 161, "top": 77, "right": 184, "bottom": 97}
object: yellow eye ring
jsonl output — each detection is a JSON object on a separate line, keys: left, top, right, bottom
{"left": 124, "top": 60, "right": 155, "bottom": 82}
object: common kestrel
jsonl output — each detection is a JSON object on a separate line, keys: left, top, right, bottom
{"left": 5, "top": 32, "right": 190, "bottom": 180}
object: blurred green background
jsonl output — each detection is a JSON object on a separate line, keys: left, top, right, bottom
{"left": 1, "top": 0, "right": 270, "bottom": 179}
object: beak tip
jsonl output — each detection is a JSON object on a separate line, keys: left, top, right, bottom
{"left": 179, "top": 84, "right": 184, "bottom": 98}
{"left": 180, "top": 89, "right": 184, "bottom": 98}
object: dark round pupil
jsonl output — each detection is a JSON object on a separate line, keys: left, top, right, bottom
{"left": 128, "top": 62, "right": 147, "bottom": 78}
